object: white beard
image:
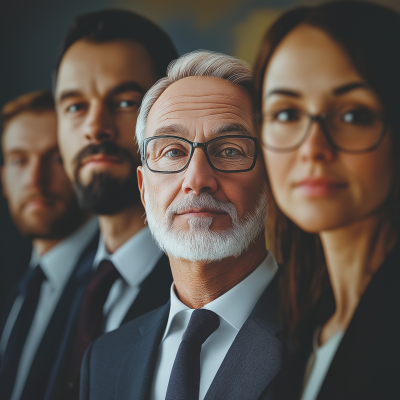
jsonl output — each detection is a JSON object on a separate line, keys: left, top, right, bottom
{"left": 144, "top": 188, "right": 268, "bottom": 262}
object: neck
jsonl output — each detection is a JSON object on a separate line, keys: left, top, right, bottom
{"left": 319, "top": 208, "right": 396, "bottom": 342}
{"left": 33, "top": 238, "right": 64, "bottom": 256}
{"left": 170, "top": 234, "right": 267, "bottom": 309}
{"left": 98, "top": 202, "right": 145, "bottom": 254}
{"left": 32, "top": 212, "right": 92, "bottom": 256}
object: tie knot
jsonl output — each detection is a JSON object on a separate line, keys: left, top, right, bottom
{"left": 18, "top": 265, "right": 46, "bottom": 296}
{"left": 182, "top": 309, "right": 220, "bottom": 345}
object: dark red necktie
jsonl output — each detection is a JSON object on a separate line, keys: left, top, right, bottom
{"left": 70, "top": 259, "right": 120, "bottom": 379}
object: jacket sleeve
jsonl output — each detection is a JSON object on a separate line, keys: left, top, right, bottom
{"left": 80, "top": 341, "right": 95, "bottom": 400}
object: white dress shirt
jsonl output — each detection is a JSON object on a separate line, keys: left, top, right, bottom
{"left": 92, "top": 226, "right": 164, "bottom": 333}
{"left": 301, "top": 328, "right": 345, "bottom": 400}
{"left": 0, "top": 217, "right": 98, "bottom": 400}
{"left": 149, "top": 251, "right": 279, "bottom": 400}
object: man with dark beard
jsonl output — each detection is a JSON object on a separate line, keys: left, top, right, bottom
{"left": 0, "top": 90, "right": 98, "bottom": 400}
{"left": 54, "top": 9, "right": 178, "bottom": 399}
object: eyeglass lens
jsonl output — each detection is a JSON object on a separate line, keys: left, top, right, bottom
{"left": 262, "top": 107, "right": 384, "bottom": 151}
{"left": 146, "top": 137, "right": 256, "bottom": 172}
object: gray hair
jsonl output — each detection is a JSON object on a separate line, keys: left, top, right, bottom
{"left": 135, "top": 50, "right": 253, "bottom": 161}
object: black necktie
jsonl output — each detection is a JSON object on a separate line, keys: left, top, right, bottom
{"left": 165, "top": 309, "right": 220, "bottom": 400}
{"left": 0, "top": 265, "right": 46, "bottom": 400}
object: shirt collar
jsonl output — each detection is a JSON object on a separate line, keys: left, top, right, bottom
{"left": 93, "top": 226, "right": 163, "bottom": 288}
{"left": 29, "top": 217, "right": 98, "bottom": 289}
{"left": 162, "top": 251, "right": 279, "bottom": 341}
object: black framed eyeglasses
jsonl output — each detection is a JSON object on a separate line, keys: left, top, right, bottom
{"left": 260, "top": 107, "right": 388, "bottom": 153}
{"left": 143, "top": 135, "right": 259, "bottom": 173}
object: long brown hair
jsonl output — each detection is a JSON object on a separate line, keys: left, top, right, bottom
{"left": 253, "top": 0, "right": 400, "bottom": 338}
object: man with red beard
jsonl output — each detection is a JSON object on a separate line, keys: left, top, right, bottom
{"left": 0, "top": 90, "right": 98, "bottom": 400}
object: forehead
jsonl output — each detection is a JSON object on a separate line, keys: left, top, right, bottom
{"left": 264, "top": 24, "right": 363, "bottom": 94}
{"left": 55, "top": 39, "right": 156, "bottom": 98}
{"left": 2, "top": 111, "right": 58, "bottom": 152}
{"left": 146, "top": 76, "right": 253, "bottom": 138}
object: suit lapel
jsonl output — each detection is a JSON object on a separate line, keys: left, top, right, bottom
{"left": 121, "top": 253, "right": 172, "bottom": 325}
{"left": 205, "top": 272, "right": 284, "bottom": 400}
{"left": 31, "top": 232, "right": 99, "bottom": 400}
{"left": 115, "top": 302, "right": 170, "bottom": 400}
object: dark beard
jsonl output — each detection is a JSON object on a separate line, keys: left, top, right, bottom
{"left": 74, "top": 171, "right": 140, "bottom": 215}
{"left": 73, "top": 142, "right": 141, "bottom": 215}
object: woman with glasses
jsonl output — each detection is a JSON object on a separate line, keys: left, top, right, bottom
{"left": 253, "top": 1, "right": 400, "bottom": 399}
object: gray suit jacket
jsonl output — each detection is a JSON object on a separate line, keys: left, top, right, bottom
{"left": 80, "top": 271, "right": 286, "bottom": 400}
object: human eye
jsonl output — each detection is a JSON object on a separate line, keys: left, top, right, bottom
{"left": 8, "top": 155, "right": 26, "bottom": 166}
{"left": 165, "top": 148, "right": 184, "bottom": 158}
{"left": 117, "top": 99, "right": 139, "bottom": 109}
{"left": 268, "top": 108, "right": 302, "bottom": 123}
{"left": 340, "top": 107, "right": 377, "bottom": 126}
{"left": 218, "top": 147, "right": 243, "bottom": 158}
{"left": 161, "top": 145, "right": 189, "bottom": 159}
{"left": 66, "top": 103, "right": 86, "bottom": 114}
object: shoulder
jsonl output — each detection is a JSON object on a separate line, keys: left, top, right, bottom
{"left": 88, "top": 303, "right": 169, "bottom": 362}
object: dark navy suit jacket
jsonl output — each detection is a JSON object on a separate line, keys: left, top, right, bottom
{"left": 48, "top": 252, "right": 172, "bottom": 400}
{"left": 0, "top": 231, "right": 99, "bottom": 400}
{"left": 80, "top": 270, "right": 287, "bottom": 400}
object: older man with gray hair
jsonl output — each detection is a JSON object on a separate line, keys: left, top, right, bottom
{"left": 80, "top": 50, "right": 286, "bottom": 400}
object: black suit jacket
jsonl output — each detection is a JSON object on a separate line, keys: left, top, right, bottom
{"left": 281, "top": 244, "right": 400, "bottom": 400}
{"left": 49, "top": 252, "right": 172, "bottom": 400}
{"left": 80, "top": 270, "right": 287, "bottom": 400}
{"left": 0, "top": 230, "right": 99, "bottom": 400}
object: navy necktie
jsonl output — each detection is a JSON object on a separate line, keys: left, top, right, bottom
{"left": 0, "top": 265, "right": 46, "bottom": 400}
{"left": 165, "top": 309, "right": 220, "bottom": 400}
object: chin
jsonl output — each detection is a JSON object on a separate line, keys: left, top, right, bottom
{"left": 288, "top": 207, "right": 352, "bottom": 234}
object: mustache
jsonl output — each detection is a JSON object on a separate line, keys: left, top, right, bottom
{"left": 165, "top": 192, "right": 237, "bottom": 222}
{"left": 73, "top": 142, "right": 134, "bottom": 170}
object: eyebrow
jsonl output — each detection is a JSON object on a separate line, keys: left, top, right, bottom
{"left": 332, "top": 82, "right": 368, "bottom": 95}
{"left": 108, "top": 81, "right": 146, "bottom": 96}
{"left": 152, "top": 124, "right": 189, "bottom": 137}
{"left": 266, "top": 89, "right": 300, "bottom": 98}
{"left": 211, "top": 123, "right": 252, "bottom": 136}
{"left": 266, "top": 81, "right": 369, "bottom": 99}
{"left": 149, "top": 123, "right": 252, "bottom": 141}
{"left": 57, "top": 80, "right": 145, "bottom": 103}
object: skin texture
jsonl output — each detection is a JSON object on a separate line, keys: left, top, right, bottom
{"left": 56, "top": 39, "right": 157, "bottom": 253}
{"left": 138, "top": 76, "right": 268, "bottom": 309}
{"left": 262, "top": 24, "right": 395, "bottom": 344}
{"left": 1, "top": 111, "right": 88, "bottom": 255}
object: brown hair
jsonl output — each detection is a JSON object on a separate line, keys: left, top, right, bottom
{"left": 1, "top": 90, "right": 55, "bottom": 131}
{"left": 253, "top": 0, "right": 400, "bottom": 338}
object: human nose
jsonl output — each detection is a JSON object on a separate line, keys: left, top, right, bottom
{"left": 298, "top": 119, "right": 335, "bottom": 162}
{"left": 83, "top": 101, "right": 116, "bottom": 142}
{"left": 25, "top": 157, "right": 47, "bottom": 190}
{"left": 181, "top": 148, "right": 218, "bottom": 195}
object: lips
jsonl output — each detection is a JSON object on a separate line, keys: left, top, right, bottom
{"left": 81, "top": 154, "right": 123, "bottom": 166}
{"left": 294, "top": 177, "right": 347, "bottom": 196}
{"left": 22, "top": 196, "right": 57, "bottom": 211}
{"left": 177, "top": 207, "right": 227, "bottom": 216}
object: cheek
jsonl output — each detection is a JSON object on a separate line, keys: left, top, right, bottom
{"left": 220, "top": 166, "right": 267, "bottom": 218}
{"left": 344, "top": 148, "right": 394, "bottom": 212}
{"left": 145, "top": 173, "right": 181, "bottom": 213}
{"left": 263, "top": 149, "right": 294, "bottom": 208}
